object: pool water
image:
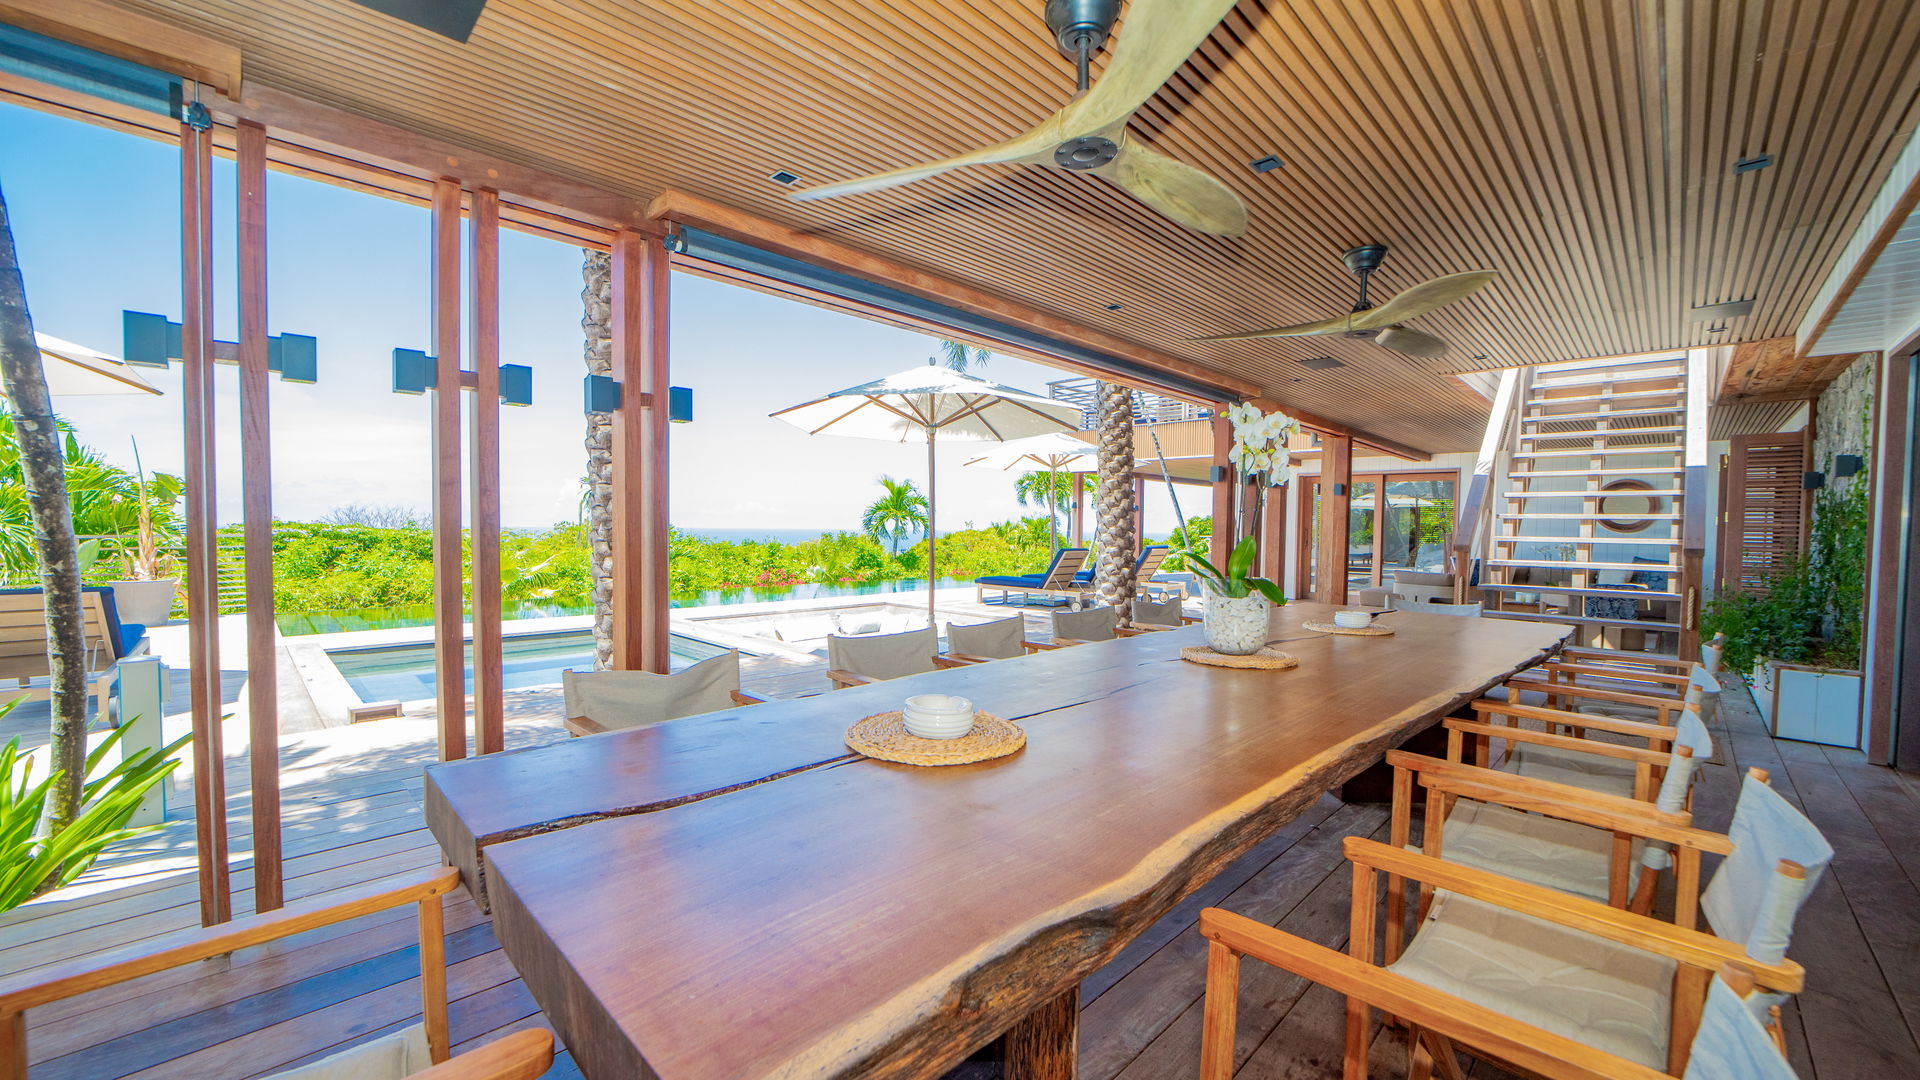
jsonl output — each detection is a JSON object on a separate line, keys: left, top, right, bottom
{"left": 326, "top": 629, "right": 728, "bottom": 704}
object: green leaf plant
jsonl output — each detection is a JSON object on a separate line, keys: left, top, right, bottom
{"left": 1182, "top": 535, "right": 1287, "bottom": 606}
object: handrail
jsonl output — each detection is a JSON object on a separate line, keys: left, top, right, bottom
{"left": 1452, "top": 367, "right": 1522, "bottom": 602}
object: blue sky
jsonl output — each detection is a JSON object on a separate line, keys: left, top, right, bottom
{"left": 0, "top": 100, "right": 1184, "bottom": 537}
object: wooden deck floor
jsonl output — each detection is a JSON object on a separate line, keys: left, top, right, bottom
{"left": 4, "top": 670, "right": 1916, "bottom": 1078}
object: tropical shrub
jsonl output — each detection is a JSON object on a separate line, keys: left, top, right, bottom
{"left": 0, "top": 419, "right": 183, "bottom": 586}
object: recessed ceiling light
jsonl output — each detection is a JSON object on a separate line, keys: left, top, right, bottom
{"left": 1104, "top": 302, "right": 1124, "bottom": 311}
{"left": 1299, "top": 356, "right": 1345, "bottom": 370}
{"left": 768, "top": 170, "right": 801, "bottom": 186}
{"left": 1471, "top": 354, "right": 1489, "bottom": 361}
{"left": 1248, "top": 155, "right": 1284, "bottom": 173}
{"left": 1691, "top": 299, "right": 1754, "bottom": 321}
{"left": 1733, "top": 154, "right": 1774, "bottom": 175}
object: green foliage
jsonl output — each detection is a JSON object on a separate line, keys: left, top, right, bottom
{"left": 1160, "top": 515, "right": 1212, "bottom": 572}
{"left": 1184, "top": 535, "right": 1286, "bottom": 605}
{"left": 1704, "top": 462, "right": 1870, "bottom": 673}
{"left": 1012, "top": 470, "right": 1076, "bottom": 521}
{"left": 933, "top": 339, "right": 991, "bottom": 372}
{"left": 0, "top": 706, "right": 188, "bottom": 911}
{"left": 0, "top": 419, "right": 183, "bottom": 586}
{"left": 860, "top": 475, "right": 928, "bottom": 555}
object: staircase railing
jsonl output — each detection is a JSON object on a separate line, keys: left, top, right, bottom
{"left": 1451, "top": 368, "right": 1521, "bottom": 603}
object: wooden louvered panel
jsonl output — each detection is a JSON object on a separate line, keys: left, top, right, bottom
{"left": 50, "top": 0, "right": 1920, "bottom": 454}
{"left": 1720, "top": 431, "right": 1810, "bottom": 592}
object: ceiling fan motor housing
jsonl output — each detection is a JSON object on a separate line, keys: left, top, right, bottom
{"left": 1045, "top": 0, "right": 1121, "bottom": 57}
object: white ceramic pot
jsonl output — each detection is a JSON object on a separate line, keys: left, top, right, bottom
{"left": 108, "top": 579, "right": 178, "bottom": 626}
{"left": 1203, "top": 592, "right": 1272, "bottom": 656}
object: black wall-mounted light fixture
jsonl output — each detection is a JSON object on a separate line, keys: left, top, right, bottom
{"left": 1835, "top": 454, "right": 1864, "bottom": 477}
{"left": 1803, "top": 471, "right": 1826, "bottom": 490}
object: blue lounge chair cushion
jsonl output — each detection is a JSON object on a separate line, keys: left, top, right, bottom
{"left": 976, "top": 574, "right": 1050, "bottom": 588}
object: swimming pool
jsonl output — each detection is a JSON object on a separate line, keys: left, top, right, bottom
{"left": 325, "top": 629, "right": 728, "bottom": 704}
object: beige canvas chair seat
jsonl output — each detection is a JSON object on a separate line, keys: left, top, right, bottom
{"left": 1505, "top": 705, "right": 1715, "bottom": 799}
{"left": 264, "top": 1025, "right": 433, "bottom": 1079}
{"left": 1576, "top": 664, "right": 1719, "bottom": 724}
{"left": 562, "top": 652, "right": 754, "bottom": 736}
{"left": 1430, "top": 800, "right": 1642, "bottom": 903}
{"left": 1388, "top": 891, "right": 1677, "bottom": 1069}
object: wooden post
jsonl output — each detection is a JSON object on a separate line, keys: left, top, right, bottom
{"left": 639, "top": 237, "right": 672, "bottom": 672}
{"left": 1865, "top": 350, "right": 1914, "bottom": 764}
{"left": 609, "top": 230, "right": 648, "bottom": 670}
{"left": 1003, "top": 985, "right": 1078, "bottom": 1080}
{"left": 1132, "top": 476, "right": 1146, "bottom": 544}
{"left": 180, "top": 112, "right": 229, "bottom": 927}
{"left": 1070, "top": 474, "right": 1085, "bottom": 545}
{"left": 429, "top": 178, "right": 466, "bottom": 760}
{"left": 1209, "top": 414, "right": 1233, "bottom": 567}
{"left": 1261, "top": 480, "right": 1287, "bottom": 586}
{"left": 468, "top": 189, "right": 504, "bottom": 755}
{"left": 235, "top": 120, "right": 280, "bottom": 912}
{"left": 1678, "top": 350, "right": 1711, "bottom": 660}
{"left": 1316, "top": 434, "right": 1354, "bottom": 605}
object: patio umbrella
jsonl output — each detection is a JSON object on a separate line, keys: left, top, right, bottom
{"left": 962, "top": 431, "right": 1099, "bottom": 554}
{"left": 27, "top": 333, "right": 163, "bottom": 396}
{"left": 773, "top": 366, "right": 1082, "bottom": 626}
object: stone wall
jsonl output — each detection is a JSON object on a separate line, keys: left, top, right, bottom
{"left": 581, "top": 250, "right": 615, "bottom": 669}
{"left": 1812, "top": 352, "right": 1875, "bottom": 501}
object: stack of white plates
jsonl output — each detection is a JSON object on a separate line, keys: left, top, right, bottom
{"left": 903, "top": 694, "right": 976, "bottom": 739}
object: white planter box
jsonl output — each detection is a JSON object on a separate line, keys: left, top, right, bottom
{"left": 1754, "top": 660, "right": 1863, "bottom": 748}
{"left": 108, "top": 579, "right": 178, "bottom": 626}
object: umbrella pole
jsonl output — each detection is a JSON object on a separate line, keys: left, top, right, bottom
{"left": 925, "top": 427, "right": 936, "bottom": 629}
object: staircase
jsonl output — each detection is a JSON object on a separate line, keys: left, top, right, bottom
{"left": 1457, "top": 353, "right": 1709, "bottom": 658}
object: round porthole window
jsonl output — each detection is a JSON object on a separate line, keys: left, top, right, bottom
{"left": 1598, "top": 478, "right": 1664, "bottom": 533}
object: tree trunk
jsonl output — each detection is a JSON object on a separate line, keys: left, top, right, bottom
{"left": 0, "top": 184, "right": 88, "bottom": 828}
{"left": 581, "top": 250, "right": 616, "bottom": 669}
{"left": 1094, "top": 382, "right": 1138, "bottom": 623}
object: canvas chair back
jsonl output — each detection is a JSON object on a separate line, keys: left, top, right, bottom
{"left": 1701, "top": 773, "right": 1835, "bottom": 968}
{"left": 1685, "top": 664, "right": 1722, "bottom": 724}
{"left": 1701, "top": 634, "right": 1726, "bottom": 677}
{"left": 562, "top": 652, "right": 743, "bottom": 732}
{"left": 1682, "top": 974, "right": 1800, "bottom": 1080}
{"left": 1131, "top": 596, "right": 1186, "bottom": 627}
{"left": 827, "top": 626, "right": 938, "bottom": 681}
{"left": 945, "top": 616, "right": 1027, "bottom": 660}
{"left": 1039, "top": 547, "right": 1091, "bottom": 588}
{"left": 1053, "top": 605, "right": 1118, "bottom": 642}
{"left": 1411, "top": 601, "right": 1482, "bottom": 617}
{"left": 1133, "top": 545, "right": 1170, "bottom": 583}
{"left": 1390, "top": 569, "right": 1454, "bottom": 605}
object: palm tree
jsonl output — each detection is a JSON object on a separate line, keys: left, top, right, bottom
{"left": 861, "top": 475, "right": 929, "bottom": 556}
{"left": 1013, "top": 469, "right": 1076, "bottom": 552}
{"left": 932, "top": 339, "right": 990, "bottom": 373}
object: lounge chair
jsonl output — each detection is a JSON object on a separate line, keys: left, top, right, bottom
{"left": 561, "top": 652, "right": 763, "bottom": 736}
{"left": 826, "top": 626, "right": 938, "bottom": 688}
{"left": 0, "top": 866, "right": 554, "bottom": 1080}
{"left": 0, "top": 585, "right": 150, "bottom": 719}
{"left": 932, "top": 615, "right": 1047, "bottom": 667}
{"left": 974, "top": 547, "right": 1091, "bottom": 607}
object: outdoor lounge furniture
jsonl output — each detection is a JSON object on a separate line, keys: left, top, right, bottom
{"left": 826, "top": 626, "right": 939, "bottom": 688}
{"left": 1196, "top": 764, "right": 1830, "bottom": 1079}
{"left": 0, "top": 585, "right": 150, "bottom": 718}
{"left": 1130, "top": 595, "right": 1197, "bottom": 629}
{"left": 973, "top": 546, "right": 1090, "bottom": 606}
{"left": 0, "top": 866, "right": 555, "bottom": 1080}
{"left": 1389, "top": 568, "right": 1456, "bottom": 606}
{"left": 932, "top": 615, "right": 1046, "bottom": 667}
{"left": 560, "top": 652, "right": 763, "bottom": 736}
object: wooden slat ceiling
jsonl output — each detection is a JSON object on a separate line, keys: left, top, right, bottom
{"left": 115, "top": 0, "right": 1920, "bottom": 453}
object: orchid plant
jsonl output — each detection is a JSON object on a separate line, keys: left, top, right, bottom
{"left": 1180, "top": 404, "right": 1301, "bottom": 604}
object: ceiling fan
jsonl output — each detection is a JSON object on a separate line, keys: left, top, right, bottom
{"left": 1200, "top": 245, "right": 1498, "bottom": 357}
{"left": 789, "top": 0, "right": 1248, "bottom": 237}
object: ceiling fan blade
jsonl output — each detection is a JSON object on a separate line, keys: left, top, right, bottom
{"left": 1193, "top": 314, "right": 1357, "bottom": 342}
{"left": 1374, "top": 325, "right": 1448, "bottom": 357}
{"left": 1093, "top": 135, "right": 1246, "bottom": 237}
{"left": 793, "top": 0, "right": 1237, "bottom": 203}
{"left": 1349, "top": 270, "right": 1499, "bottom": 330}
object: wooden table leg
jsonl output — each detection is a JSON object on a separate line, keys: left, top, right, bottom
{"left": 1004, "top": 985, "right": 1079, "bottom": 1080}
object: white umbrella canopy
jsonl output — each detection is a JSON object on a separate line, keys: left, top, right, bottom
{"left": 28, "top": 333, "right": 163, "bottom": 397}
{"left": 773, "top": 366, "right": 1083, "bottom": 625}
{"left": 962, "top": 431, "right": 1101, "bottom": 555}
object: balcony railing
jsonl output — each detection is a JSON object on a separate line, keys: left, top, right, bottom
{"left": 1046, "top": 378, "right": 1215, "bottom": 430}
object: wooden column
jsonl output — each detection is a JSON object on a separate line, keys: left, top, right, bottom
{"left": 1865, "top": 349, "right": 1914, "bottom": 764}
{"left": 609, "top": 230, "right": 672, "bottom": 671}
{"left": 235, "top": 120, "right": 280, "bottom": 912}
{"left": 429, "top": 179, "right": 466, "bottom": 760}
{"left": 1316, "top": 434, "right": 1354, "bottom": 605}
{"left": 638, "top": 236, "right": 672, "bottom": 673}
{"left": 1260, "top": 481, "right": 1287, "bottom": 586}
{"left": 180, "top": 112, "right": 228, "bottom": 926}
{"left": 1208, "top": 414, "right": 1234, "bottom": 567}
{"left": 468, "top": 189, "right": 504, "bottom": 755}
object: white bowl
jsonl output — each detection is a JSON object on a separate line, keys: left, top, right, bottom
{"left": 903, "top": 708, "right": 977, "bottom": 740}
{"left": 1333, "top": 610, "right": 1374, "bottom": 629}
{"left": 905, "top": 694, "right": 971, "bottom": 715}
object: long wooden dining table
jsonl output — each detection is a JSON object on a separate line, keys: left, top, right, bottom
{"left": 424, "top": 602, "right": 1568, "bottom": 1080}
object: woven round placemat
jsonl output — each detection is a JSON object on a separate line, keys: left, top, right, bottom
{"left": 845, "top": 711, "right": 1025, "bottom": 767}
{"left": 1180, "top": 645, "right": 1300, "bottom": 670}
{"left": 1303, "top": 621, "right": 1397, "bottom": 637}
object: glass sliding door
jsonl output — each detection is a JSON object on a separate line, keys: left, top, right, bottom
{"left": 1298, "top": 471, "right": 1459, "bottom": 597}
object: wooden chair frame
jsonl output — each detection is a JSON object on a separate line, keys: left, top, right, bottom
{"left": 1453, "top": 697, "right": 1685, "bottom": 768}
{"left": 564, "top": 689, "right": 765, "bottom": 735}
{"left": 1501, "top": 676, "right": 1691, "bottom": 721}
{"left": 1200, "top": 833, "right": 1804, "bottom": 1080}
{"left": 0, "top": 867, "right": 550, "bottom": 1078}
{"left": 930, "top": 640, "right": 1051, "bottom": 668}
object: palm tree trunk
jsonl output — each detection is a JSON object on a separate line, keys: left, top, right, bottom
{"left": 0, "top": 183, "right": 88, "bottom": 828}
{"left": 1047, "top": 468, "right": 1059, "bottom": 554}
{"left": 1094, "top": 382, "right": 1138, "bottom": 623}
{"left": 581, "top": 250, "right": 615, "bottom": 669}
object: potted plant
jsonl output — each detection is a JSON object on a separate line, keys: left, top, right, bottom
{"left": 1179, "top": 404, "right": 1297, "bottom": 654}
{"left": 105, "top": 443, "right": 182, "bottom": 626}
